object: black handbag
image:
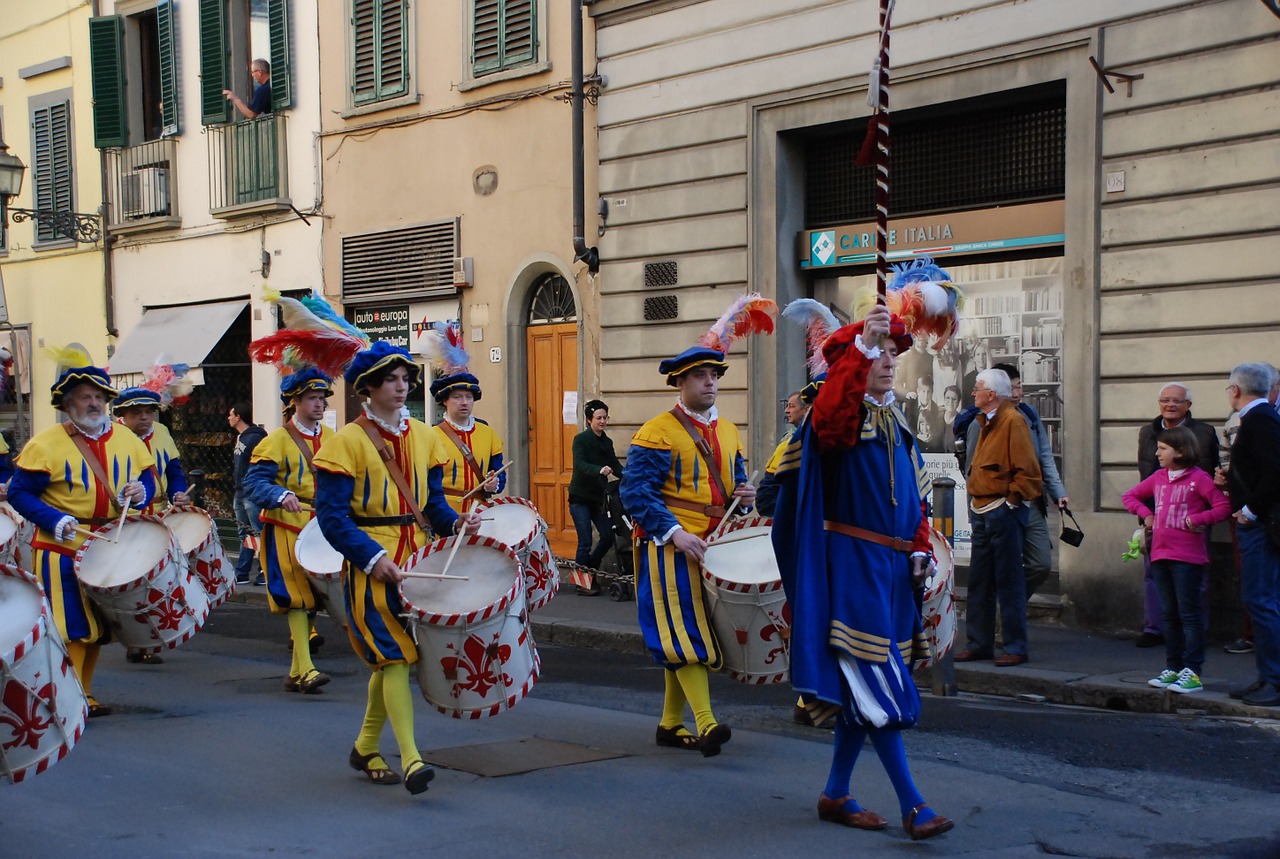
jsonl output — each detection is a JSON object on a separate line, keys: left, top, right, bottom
{"left": 1060, "top": 507, "right": 1084, "bottom": 547}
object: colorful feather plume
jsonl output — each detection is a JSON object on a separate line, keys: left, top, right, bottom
{"left": 852, "top": 257, "right": 965, "bottom": 348}
{"left": 418, "top": 322, "right": 470, "bottom": 375}
{"left": 782, "top": 298, "right": 840, "bottom": 376}
{"left": 697, "top": 293, "right": 778, "bottom": 353}
{"left": 45, "top": 342, "right": 95, "bottom": 374}
{"left": 140, "top": 357, "right": 194, "bottom": 407}
{"left": 250, "top": 287, "right": 370, "bottom": 376}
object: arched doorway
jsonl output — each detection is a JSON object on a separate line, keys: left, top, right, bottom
{"left": 525, "top": 273, "right": 578, "bottom": 556}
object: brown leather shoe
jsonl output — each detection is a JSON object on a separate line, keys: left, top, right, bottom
{"left": 818, "top": 794, "right": 888, "bottom": 830}
{"left": 953, "top": 649, "right": 992, "bottom": 662}
{"left": 995, "top": 653, "right": 1028, "bottom": 667}
{"left": 903, "top": 804, "right": 954, "bottom": 841}
{"left": 296, "top": 668, "right": 331, "bottom": 694}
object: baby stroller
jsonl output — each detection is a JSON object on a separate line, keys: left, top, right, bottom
{"left": 602, "top": 476, "right": 636, "bottom": 601}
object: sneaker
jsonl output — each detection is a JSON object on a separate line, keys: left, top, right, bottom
{"left": 1148, "top": 669, "right": 1179, "bottom": 689}
{"left": 1224, "top": 638, "right": 1255, "bottom": 655}
{"left": 1170, "top": 668, "right": 1203, "bottom": 694}
{"left": 252, "top": 575, "right": 266, "bottom": 586}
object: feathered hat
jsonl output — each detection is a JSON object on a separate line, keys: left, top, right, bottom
{"left": 112, "top": 387, "right": 164, "bottom": 412}
{"left": 249, "top": 287, "right": 371, "bottom": 378}
{"left": 345, "top": 341, "right": 422, "bottom": 396}
{"left": 420, "top": 322, "right": 481, "bottom": 404}
{"left": 280, "top": 367, "right": 333, "bottom": 403}
{"left": 852, "top": 257, "right": 964, "bottom": 349}
{"left": 111, "top": 357, "right": 194, "bottom": 412}
{"left": 47, "top": 343, "right": 116, "bottom": 408}
{"left": 659, "top": 293, "right": 777, "bottom": 386}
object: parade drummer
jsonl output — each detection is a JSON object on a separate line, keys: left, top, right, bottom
{"left": 8, "top": 348, "right": 154, "bottom": 717}
{"left": 429, "top": 369, "right": 505, "bottom": 513}
{"left": 771, "top": 262, "right": 959, "bottom": 841}
{"left": 619, "top": 295, "right": 773, "bottom": 758}
{"left": 242, "top": 369, "right": 336, "bottom": 694}
{"left": 112, "top": 385, "right": 191, "bottom": 666}
{"left": 313, "top": 342, "right": 481, "bottom": 795}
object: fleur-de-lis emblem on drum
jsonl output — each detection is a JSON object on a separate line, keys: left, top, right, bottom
{"left": 760, "top": 607, "right": 791, "bottom": 667}
{"left": 137, "top": 583, "right": 191, "bottom": 632}
{"left": 440, "top": 633, "right": 513, "bottom": 699}
{"left": 0, "top": 678, "right": 55, "bottom": 751}
{"left": 526, "top": 551, "right": 553, "bottom": 593}
{"left": 193, "top": 556, "right": 222, "bottom": 592}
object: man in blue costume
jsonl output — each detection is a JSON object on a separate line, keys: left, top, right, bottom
{"left": 772, "top": 303, "right": 954, "bottom": 841}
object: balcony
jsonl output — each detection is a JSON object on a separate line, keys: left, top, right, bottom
{"left": 104, "top": 138, "right": 180, "bottom": 234}
{"left": 207, "top": 114, "right": 291, "bottom": 218}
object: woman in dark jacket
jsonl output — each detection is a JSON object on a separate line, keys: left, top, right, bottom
{"left": 568, "top": 399, "right": 623, "bottom": 595}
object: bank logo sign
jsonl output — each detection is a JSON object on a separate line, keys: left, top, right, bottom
{"left": 810, "top": 231, "right": 835, "bottom": 267}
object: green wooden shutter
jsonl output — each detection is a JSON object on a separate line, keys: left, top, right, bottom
{"left": 353, "top": 0, "right": 407, "bottom": 106}
{"left": 377, "top": 0, "right": 408, "bottom": 99}
{"left": 472, "top": 0, "right": 500, "bottom": 74}
{"left": 199, "top": 0, "right": 231, "bottom": 124}
{"left": 472, "top": 0, "right": 536, "bottom": 76}
{"left": 32, "top": 101, "right": 75, "bottom": 242}
{"left": 352, "top": 0, "right": 377, "bottom": 104}
{"left": 88, "top": 15, "right": 128, "bottom": 148}
{"left": 269, "top": 0, "right": 292, "bottom": 110}
{"left": 157, "top": 0, "right": 180, "bottom": 135}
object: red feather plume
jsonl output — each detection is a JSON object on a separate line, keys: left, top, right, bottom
{"left": 698, "top": 294, "right": 778, "bottom": 353}
{"left": 248, "top": 329, "right": 365, "bottom": 377}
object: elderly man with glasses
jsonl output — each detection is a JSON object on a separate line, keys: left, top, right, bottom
{"left": 1134, "top": 382, "right": 1221, "bottom": 647}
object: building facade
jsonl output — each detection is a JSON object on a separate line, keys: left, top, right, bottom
{"left": 316, "top": 0, "right": 599, "bottom": 552}
{"left": 588, "top": 0, "right": 1280, "bottom": 631}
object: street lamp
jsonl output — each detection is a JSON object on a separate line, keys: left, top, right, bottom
{"left": 0, "top": 132, "right": 102, "bottom": 244}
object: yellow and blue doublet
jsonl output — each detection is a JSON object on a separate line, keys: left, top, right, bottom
{"left": 429, "top": 420, "right": 506, "bottom": 513}
{"left": 313, "top": 419, "right": 458, "bottom": 668}
{"left": 136, "top": 421, "right": 186, "bottom": 511}
{"left": 8, "top": 424, "right": 155, "bottom": 642}
{"left": 620, "top": 408, "right": 747, "bottom": 670}
{"left": 244, "top": 422, "right": 333, "bottom": 614}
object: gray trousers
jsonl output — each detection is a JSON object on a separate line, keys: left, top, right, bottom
{"left": 1024, "top": 508, "right": 1052, "bottom": 599}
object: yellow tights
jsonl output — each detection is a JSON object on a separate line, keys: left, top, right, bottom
{"left": 287, "top": 610, "right": 316, "bottom": 678}
{"left": 354, "top": 664, "right": 422, "bottom": 772}
{"left": 660, "top": 664, "right": 716, "bottom": 735}
{"left": 65, "top": 641, "right": 101, "bottom": 701}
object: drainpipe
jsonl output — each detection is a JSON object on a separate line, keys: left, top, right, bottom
{"left": 91, "top": 0, "right": 117, "bottom": 338}
{"left": 570, "top": 0, "right": 599, "bottom": 272}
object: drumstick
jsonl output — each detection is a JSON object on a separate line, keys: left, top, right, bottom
{"left": 461, "top": 461, "right": 513, "bottom": 502}
{"left": 437, "top": 533, "right": 466, "bottom": 579}
{"left": 400, "top": 571, "right": 470, "bottom": 581}
{"left": 712, "top": 469, "right": 759, "bottom": 539}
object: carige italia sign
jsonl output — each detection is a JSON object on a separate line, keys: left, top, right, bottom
{"left": 799, "top": 200, "right": 1064, "bottom": 269}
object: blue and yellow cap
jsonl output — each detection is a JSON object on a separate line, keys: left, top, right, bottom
{"left": 111, "top": 387, "right": 163, "bottom": 412}
{"left": 799, "top": 373, "right": 827, "bottom": 405}
{"left": 428, "top": 372, "right": 482, "bottom": 405}
{"left": 344, "top": 341, "right": 422, "bottom": 396}
{"left": 51, "top": 366, "right": 117, "bottom": 408}
{"left": 658, "top": 346, "right": 728, "bottom": 387}
{"left": 281, "top": 368, "right": 333, "bottom": 402}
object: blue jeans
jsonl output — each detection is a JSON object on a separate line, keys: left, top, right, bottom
{"left": 1152, "top": 559, "right": 1206, "bottom": 674}
{"left": 232, "top": 491, "right": 262, "bottom": 579}
{"left": 570, "top": 499, "right": 613, "bottom": 570}
{"left": 1238, "top": 524, "right": 1280, "bottom": 685}
{"left": 966, "top": 503, "right": 1029, "bottom": 655}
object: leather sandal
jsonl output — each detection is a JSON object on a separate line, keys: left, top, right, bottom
{"left": 296, "top": 668, "right": 331, "bottom": 694}
{"left": 283, "top": 674, "right": 301, "bottom": 693}
{"left": 348, "top": 747, "right": 401, "bottom": 786}
{"left": 403, "top": 760, "right": 436, "bottom": 795}
{"left": 87, "top": 699, "right": 113, "bottom": 718}
{"left": 126, "top": 651, "right": 164, "bottom": 665}
{"left": 903, "top": 804, "right": 954, "bottom": 841}
{"left": 817, "top": 794, "right": 888, "bottom": 830}
{"left": 698, "top": 723, "right": 732, "bottom": 758}
{"left": 655, "top": 725, "right": 701, "bottom": 750}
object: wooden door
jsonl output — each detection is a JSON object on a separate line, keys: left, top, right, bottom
{"left": 527, "top": 322, "right": 577, "bottom": 557}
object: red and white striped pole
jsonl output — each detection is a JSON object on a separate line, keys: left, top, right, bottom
{"left": 872, "top": 0, "right": 893, "bottom": 304}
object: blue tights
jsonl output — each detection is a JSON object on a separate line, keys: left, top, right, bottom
{"left": 824, "top": 717, "right": 936, "bottom": 824}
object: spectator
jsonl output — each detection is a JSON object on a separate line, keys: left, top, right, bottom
{"left": 1135, "top": 382, "right": 1220, "bottom": 647}
{"left": 229, "top": 401, "right": 267, "bottom": 586}
{"left": 1123, "top": 426, "right": 1231, "bottom": 694}
{"left": 223, "top": 58, "right": 272, "bottom": 120}
{"left": 757, "top": 390, "right": 809, "bottom": 517}
{"left": 567, "top": 398, "right": 623, "bottom": 595}
{"left": 1220, "top": 363, "right": 1280, "bottom": 707}
{"left": 955, "top": 368, "right": 1042, "bottom": 666}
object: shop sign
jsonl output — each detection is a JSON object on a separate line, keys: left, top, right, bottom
{"left": 351, "top": 304, "right": 411, "bottom": 346}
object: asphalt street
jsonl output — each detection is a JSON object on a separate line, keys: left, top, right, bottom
{"left": 4, "top": 602, "right": 1279, "bottom": 859}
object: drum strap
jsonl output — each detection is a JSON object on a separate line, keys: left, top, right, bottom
{"left": 63, "top": 422, "right": 122, "bottom": 512}
{"left": 665, "top": 497, "right": 727, "bottom": 519}
{"left": 438, "top": 423, "right": 488, "bottom": 489}
{"left": 283, "top": 421, "right": 319, "bottom": 476}
{"left": 823, "top": 519, "right": 914, "bottom": 554}
{"left": 354, "top": 416, "right": 430, "bottom": 533}
{"left": 667, "top": 408, "right": 730, "bottom": 505}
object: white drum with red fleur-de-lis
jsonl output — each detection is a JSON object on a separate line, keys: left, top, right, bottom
{"left": 400, "top": 535, "right": 539, "bottom": 719}
{"left": 74, "top": 516, "right": 209, "bottom": 655}
{"left": 0, "top": 563, "right": 88, "bottom": 784}
{"left": 917, "top": 528, "right": 956, "bottom": 669}
{"left": 0, "top": 503, "right": 36, "bottom": 572}
{"left": 700, "top": 516, "right": 791, "bottom": 685}
{"left": 163, "top": 507, "right": 235, "bottom": 609}
{"left": 472, "top": 497, "right": 560, "bottom": 613}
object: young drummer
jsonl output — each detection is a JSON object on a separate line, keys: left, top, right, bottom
{"left": 313, "top": 342, "right": 480, "bottom": 794}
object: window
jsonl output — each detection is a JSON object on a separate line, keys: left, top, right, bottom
{"left": 471, "top": 0, "right": 536, "bottom": 77}
{"left": 88, "top": 2, "right": 179, "bottom": 146}
{"left": 351, "top": 0, "right": 409, "bottom": 106}
{"left": 29, "top": 93, "right": 76, "bottom": 245}
{"left": 199, "top": 0, "right": 292, "bottom": 125}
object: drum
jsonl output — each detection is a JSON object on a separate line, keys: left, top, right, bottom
{"left": 400, "top": 536, "right": 539, "bottom": 719}
{"left": 474, "top": 497, "right": 560, "bottom": 612}
{"left": 699, "top": 516, "right": 790, "bottom": 685}
{"left": 74, "top": 516, "right": 209, "bottom": 654}
{"left": 163, "top": 508, "right": 235, "bottom": 609}
{"left": 293, "top": 518, "right": 348, "bottom": 628}
{"left": 0, "top": 563, "right": 88, "bottom": 783}
{"left": 1, "top": 504, "right": 37, "bottom": 572}
{"left": 918, "top": 528, "right": 956, "bottom": 668}
{"left": 0, "top": 506, "right": 21, "bottom": 568}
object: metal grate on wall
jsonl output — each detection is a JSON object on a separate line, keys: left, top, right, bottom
{"left": 643, "top": 260, "right": 678, "bottom": 287}
{"left": 643, "top": 295, "right": 679, "bottom": 321}
{"left": 342, "top": 218, "right": 459, "bottom": 302}
{"left": 804, "top": 83, "right": 1066, "bottom": 227}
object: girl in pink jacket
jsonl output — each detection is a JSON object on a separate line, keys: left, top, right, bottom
{"left": 1123, "top": 425, "right": 1231, "bottom": 694}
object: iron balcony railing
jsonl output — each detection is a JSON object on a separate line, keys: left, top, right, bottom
{"left": 206, "top": 113, "right": 289, "bottom": 213}
{"left": 104, "top": 138, "right": 178, "bottom": 226}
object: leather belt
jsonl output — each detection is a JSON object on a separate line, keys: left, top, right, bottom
{"left": 666, "top": 497, "right": 726, "bottom": 519}
{"left": 352, "top": 513, "right": 420, "bottom": 527}
{"left": 823, "top": 520, "right": 914, "bottom": 553}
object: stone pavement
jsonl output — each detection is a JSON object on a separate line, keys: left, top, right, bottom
{"left": 228, "top": 570, "right": 1279, "bottom": 722}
